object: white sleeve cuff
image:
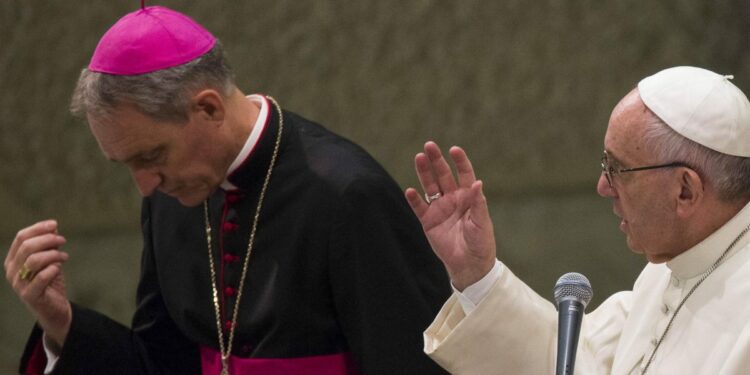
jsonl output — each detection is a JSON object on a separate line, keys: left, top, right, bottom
{"left": 453, "top": 259, "right": 503, "bottom": 315}
{"left": 42, "top": 334, "right": 60, "bottom": 374}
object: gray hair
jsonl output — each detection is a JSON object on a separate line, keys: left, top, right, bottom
{"left": 70, "top": 41, "right": 235, "bottom": 123}
{"left": 643, "top": 111, "right": 750, "bottom": 202}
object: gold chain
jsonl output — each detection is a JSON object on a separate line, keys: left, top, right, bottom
{"left": 640, "top": 222, "right": 750, "bottom": 374}
{"left": 204, "top": 96, "right": 284, "bottom": 375}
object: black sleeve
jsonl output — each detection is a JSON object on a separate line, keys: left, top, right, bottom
{"left": 20, "top": 199, "right": 201, "bottom": 375}
{"left": 329, "top": 175, "right": 451, "bottom": 375}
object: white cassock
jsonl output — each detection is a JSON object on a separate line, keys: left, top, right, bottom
{"left": 424, "top": 202, "right": 750, "bottom": 374}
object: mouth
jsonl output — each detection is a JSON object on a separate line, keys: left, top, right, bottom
{"left": 612, "top": 209, "right": 627, "bottom": 232}
{"left": 616, "top": 214, "right": 628, "bottom": 232}
{"left": 619, "top": 219, "right": 628, "bottom": 232}
{"left": 160, "top": 186, "right": 182, "bottom": 196}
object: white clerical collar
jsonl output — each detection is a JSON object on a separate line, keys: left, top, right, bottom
{"left": 220, "top": 94, "right": 270, "bottom": 191}
{"left": 667, "top": 201, "right": 750, "bottom": 279}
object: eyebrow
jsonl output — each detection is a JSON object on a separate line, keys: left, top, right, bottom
{"left": 603, "top": 152, "right": 628, "bottom": 173}
{"left": 117, "top": 146, "right": 163, "bottom": 164}
{"left": 604, "top": 149, "right": 625, "bottom": 164}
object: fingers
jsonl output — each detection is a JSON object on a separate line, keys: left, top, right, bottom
{"left": 415, "top": 152, "right": 440, "bottom": 198}
{"left": 449, "top": 146, "right": 477, "bottom": 188}
{"left": 7, "top": 220, "right": 58, "bottom": 267}
{"left": 415, "top": 142, "right": 475, "bottom": 196}
{"left": 21, "top": 250, "right": 69, "bottom": 282}
{"left": 411, "top": 142, "right": 476, "bottom": 209}
{"left": 468, "top": 180, "right": 491, "bottom": 227}
{"left": 12, "top": 234, "right": 66, "bottom": 278}
{"left": 405, "top": 187, "right": 429, "bottom": 219}
{"left": 21, "top": 263, "right": 63, "bottom": 301}
{"left": 16, "top": 233, "right": 66, "bottom": 261}
{"left": 424, "top": 142, "right": 458, "bottom": 194}
{"left": 6, "top": 221, "right": 65, "bottom": 284}
{"left": 5, "top": 221, "right": 72, "bottom": 347}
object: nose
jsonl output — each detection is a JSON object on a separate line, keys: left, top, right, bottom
{"left": 596, "top": 173, "right": 617, "bottom": 198}
{"left": 130, "top": 168, "right": 162, "bottom": 196}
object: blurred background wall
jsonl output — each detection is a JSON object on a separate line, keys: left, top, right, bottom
{"left": 2, "top": 0, "right": 750, "bottom": 371}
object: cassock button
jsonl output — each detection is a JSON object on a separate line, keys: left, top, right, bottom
{"left": 241, "top": 345, "right": 252, "bottom": 355}
{"left": 226, "top": 193, "right": 244, "bottom": 204}
{"left": 225, "top": 209, "right": 238, "bottom": 222}
{"left": 224, "top": 286, "right": 237, "bottom": 297}
{"left": 223, "top": 253, "right": 239, "bottom": 263}
{"left": 222, "top": 222, "right": 240, "bottom": 232}
{"left": 224, "top": 320, "right": 233, "bottom": 331}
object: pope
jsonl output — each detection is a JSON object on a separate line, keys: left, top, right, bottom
{"left": 407, "top": 66, "right": 750, "bottom": 374}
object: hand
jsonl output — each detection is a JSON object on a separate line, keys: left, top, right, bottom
{"left": 5, "top": 220, "right": 72, "bottom": 349}
{"left": 405, "top": 142, "right": 497, "bottom": 290}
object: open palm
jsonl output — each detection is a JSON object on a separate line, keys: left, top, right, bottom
{"left": 405, "top": 142, "right": 497, "bottom": 290}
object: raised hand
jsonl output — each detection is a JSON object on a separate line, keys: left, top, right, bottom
{"left": 405, "top": 142, "right": 497, "bottom": 290}
{"left": 4, "top": 220, "right": 72, "bottom": 349}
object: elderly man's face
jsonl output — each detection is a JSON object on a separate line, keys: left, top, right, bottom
{"left": 596, "top": 90, "right": 684, "bottom": 263}
{"left": 87, "top": 105, "right": 226, "bottom": 207}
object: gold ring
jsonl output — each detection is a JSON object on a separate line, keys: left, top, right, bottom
{"left": 18, "top": 263, "right": 34, "bottom": 281}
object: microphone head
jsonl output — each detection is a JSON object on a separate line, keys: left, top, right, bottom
{"left": 553, "top": 272, "right": 593, "bottom": 308}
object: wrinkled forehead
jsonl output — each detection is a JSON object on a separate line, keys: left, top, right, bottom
{"left": 86, "top": 103, "right": 158, "bottom": 129}
{"left": 85, "top": 106, "right": 133, "bottom": 137}
{"left": 604, "top": 90, "right": 654, "bottom": 161}
{"left": 85, "top": 106, "right": 162, "bottom": 161}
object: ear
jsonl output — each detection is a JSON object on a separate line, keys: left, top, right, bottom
{"left": 675, "top": 168, "right": 704, "bottom": 218}
{"left": 190, "top": 89, "right": 226, "bottom": 124}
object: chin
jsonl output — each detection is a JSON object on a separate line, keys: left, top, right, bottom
{"left": 631, "top": 243, "right": 671, "bottom": 264}
{"left": 625, "top": 236, "right": 639, "bottom": 252}
{"left": 177, "top": 197, "right": 205, "bottom": 207}
{"left": 625, "top": 238, "right": 650, "bottom": 258}
{"left": 175, "top": 189, "right": 211, "bottom": 207}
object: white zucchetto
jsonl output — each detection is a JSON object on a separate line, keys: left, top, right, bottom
{"left": 638, "top": 66, "right": 750, "bottom": 157}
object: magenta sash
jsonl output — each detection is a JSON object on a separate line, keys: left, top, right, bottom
{"left": 200, "top": 346, "right": 360, "bottom": 375}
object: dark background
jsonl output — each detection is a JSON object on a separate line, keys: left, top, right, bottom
{"left": 3, "top": 1, "right": 750, "bottom": 371}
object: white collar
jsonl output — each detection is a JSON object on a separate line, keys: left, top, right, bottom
{"left": 667, "top": 201, "right": 750, "bottom": 279}
{"left": 219, "top": 94, "right": 269, "bottom": 191}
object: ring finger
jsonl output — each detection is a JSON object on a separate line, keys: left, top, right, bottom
{"left": 20, "top": 250, "right": 69, "bottom": 282}
{"left": 415, "top": 152, "right": 441, "bottom": 199}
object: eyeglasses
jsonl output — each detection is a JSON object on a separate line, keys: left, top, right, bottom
{"left": 600, "top": 150, "right": 691, "bottom": 188}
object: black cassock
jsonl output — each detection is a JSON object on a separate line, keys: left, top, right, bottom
{"left": 22, "top": 98, "right": 451, "bottom": 375}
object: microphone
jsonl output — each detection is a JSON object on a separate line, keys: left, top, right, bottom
{"left": 553, "top": 272, "right": 593, "bottom": 375}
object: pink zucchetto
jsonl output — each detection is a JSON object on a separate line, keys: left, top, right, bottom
{"left": 88, "top": 6, "right": 216, "bottom": 75}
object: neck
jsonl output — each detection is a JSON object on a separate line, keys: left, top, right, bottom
{"left": 675, "top": 197, "right": 750, "bottom": 257}
{"left": 220, "top": 89, "right": 260, "bottom": 174}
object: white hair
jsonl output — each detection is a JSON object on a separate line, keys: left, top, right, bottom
{"left": 643, "top": 110, "right": 750, "bottom": 202}
{"left": 70, "top": 41, "right": 235, "bottom": 123}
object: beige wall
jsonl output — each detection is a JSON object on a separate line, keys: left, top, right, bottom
{"left": 2, "top": 0, "right": 749, "bottom": 371}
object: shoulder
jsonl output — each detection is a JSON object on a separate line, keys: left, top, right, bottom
{"left": 283, "top": 110, "right": 396, "bottom": 196}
